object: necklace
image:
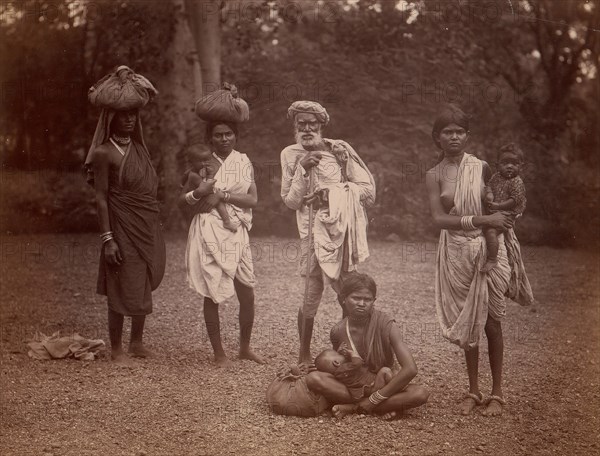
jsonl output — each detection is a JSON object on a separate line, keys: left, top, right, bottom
{"left": 444, "top": 151, "right": 464, "bottom": 165}
{"left": 111, "top": 134, "right": 131, "bottom": 146}
{"left": 348, "top": 313, "right": 371, "bottom": 325}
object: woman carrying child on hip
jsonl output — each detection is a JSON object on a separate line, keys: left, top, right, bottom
{"left": 181, "top": 121, "right": 266, "bottom": 367}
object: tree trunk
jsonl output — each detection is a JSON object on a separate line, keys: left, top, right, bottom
{"left": 185, "top": 0, "right": 221, "bottom": 94}
{"left": 153, "top": 0, "right": 198, "bottom": 230}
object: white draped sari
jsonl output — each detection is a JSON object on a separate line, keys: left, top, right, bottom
{"left": 435, "top": 154, "right": 512, "bottom": 349}
{"left": 185, "top": 150, "right": 256, "bottom": 303}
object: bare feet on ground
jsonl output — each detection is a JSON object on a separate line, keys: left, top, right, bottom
{"left": 129, "top": 342, "right": 154, "bottom": 358}
{"left": 239, "top": 349, "right": 267, "bottom": 364}
{"left": 111, "top": 350, "right": 137, "bottom": 368}
{"left": 380, "top": 411, "right": 397, "bottom": 420}
{"left": 480, "top": 258, "right": 498, "bottom": 273}
{"left": 215, "top": 356, "right": 234, "bottom": 368}
{"left": 332, "top": 404, "right": 357, "bottom": 419}
{"left": 482, "top": 396, "right": 504, "bottom": 416}
{"left": 459, "top": 392, "right": 483, "bottom": 415}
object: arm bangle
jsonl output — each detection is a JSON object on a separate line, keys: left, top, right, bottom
{"left": 100, "top": 231, "right": 114, "bottom": 244}
{"left": 461, "top": 216, "right": 475, "bottom": 231}
{"left": 368, "top": 391, "right": 388, "bottom": 406}
{"left": 373, "top": 390, "right": 389, "bottom": 401}
{"left": 185, "top": 191, "right": 201, "bottom": 205}
{"left": 467, "top": 216, "right": 476, "bottom": 230}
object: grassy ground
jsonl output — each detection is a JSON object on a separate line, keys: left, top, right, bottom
{"left": 1, "top": 234, "right": 599, "bottom": 456}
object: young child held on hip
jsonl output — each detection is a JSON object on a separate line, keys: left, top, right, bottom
{"left": 182, "top": 144, "right": 238, "bottom": 233}
{"left": 481, "top": 143, "right": 527, "bottom": 272}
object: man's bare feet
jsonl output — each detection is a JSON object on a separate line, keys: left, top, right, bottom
{"left": 111, "top": 350, "right": 136, "bottom": 368}
{"left": 459, "top": 392, "right": 483, "bottom": 415}
{"left": 129, "top": 342, "right": 154, "bottom": 358}
{"left": 223, "top": 220, "right": 238, "bottom": 233}
{"left": 215, "top": 355, "right": 234, "bottom": 368}
{"left": 482, "top": 396, "right": 504, "bottom": 416}
{"left": 239, "top": 349, "right": 267, "bottom": 364}
{"left": 332, "top": 404, "right": 357, "bottom": 419}
{"left": 480, "top": 258, "right": 498, "bottom": 273}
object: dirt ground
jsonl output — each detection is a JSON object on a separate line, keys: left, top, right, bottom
{"left": 1, "top": 233, "right": 599, "bottom": 456}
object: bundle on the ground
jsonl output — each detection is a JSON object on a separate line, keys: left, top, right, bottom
{"left": 195, "top": 82, "right": 249, "bottom": 122}
{"left": 27, "top": 332, "right": 105, "bottom": 361}
{"left": 88, "top": 65, "right": 158, "bottom": 110}
{"left": 266, "top": 365, "right": 329, "bottom": 417}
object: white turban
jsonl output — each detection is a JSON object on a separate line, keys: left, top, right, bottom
{"left": 287, "top": 101, "right": 330, "bottom": 125}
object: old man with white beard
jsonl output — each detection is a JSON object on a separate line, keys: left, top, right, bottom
{"left": 280, "top": 101, "right": 376, "bottom": 365}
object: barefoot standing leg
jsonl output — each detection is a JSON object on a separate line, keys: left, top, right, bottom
{"left": 130, "top": 315, "right": 154, "bottom": 358}
{"left": 483, "top": 316, "right": 504, "bottom": 416}
{"left": 109, "top": 309, "right": 136, "bottom": 367}
{"left": 203, "top": 297, "right": 232, "bottom": 367}
{"left": 460, "top": 347, "right": 482, "bottom": 415}
{"left": 235, "top": 279, "right": 266, "bottom": 364}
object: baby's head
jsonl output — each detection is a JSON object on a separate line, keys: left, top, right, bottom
{"left": 497, "top": 143, "right": 524, "bottom": 180}
{"left": 314, "top": 349, "right": 346, "bottom": 374}
{"left": 187, "top": 143, "right": 213, "bottom": 172}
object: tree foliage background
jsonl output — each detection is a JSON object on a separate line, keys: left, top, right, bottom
{"left": 1, "top": 0, "right": 599, "bottom": 246}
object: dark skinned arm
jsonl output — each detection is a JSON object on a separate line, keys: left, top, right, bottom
{"left": 91, "top": 145, "right": 122, "bottom": 266}
{"left": 355, "top": 325, "right": 418, "bottom": 413}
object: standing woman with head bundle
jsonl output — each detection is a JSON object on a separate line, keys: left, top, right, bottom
{"left": 85, "top": 66, "right": 166, "bottom": 366}
{"left": 182, "top": 84, "right": 266, "bottom": 367}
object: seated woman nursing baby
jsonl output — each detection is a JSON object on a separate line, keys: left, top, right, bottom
{"left": 306, "top": 273, "right": 429, "bottom": 419}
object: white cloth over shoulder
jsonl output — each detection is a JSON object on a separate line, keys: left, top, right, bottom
{"left": 313, "top": 183, "right": 369, "bottom": 280}
{"left": 185, "top": 150, "right": 256, "bottom": 304}
{"left": 435, "top": 154, "right": 511, "bottom": 349}
{"left": 280, "top": 139, "right": 375, "bottom": 240}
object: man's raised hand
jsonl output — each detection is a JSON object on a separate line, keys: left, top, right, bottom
{"left": 300, "top": 151, "right": 322, "bottom": 170}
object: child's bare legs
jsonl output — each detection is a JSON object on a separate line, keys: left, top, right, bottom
{"left": 217, "top": 202, "right": 237, "bottom": 232}
{"left": 481, "top": 227, "right": 500, "bottom": 272}
{"left": 372, "top": 367, "right": 393, "bottom": 392}
{"left": 332, "top": 367, "right": 393, "bottom": 419}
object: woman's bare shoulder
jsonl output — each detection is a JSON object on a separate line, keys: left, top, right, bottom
{"left": 88, "top": 143, "right": 113, "bottom": 163}
{"left": 426, "top": 161, "right": 443, "bottom": 175}
{"left": 426, "top": 162, "right": 443, "bottom": 185}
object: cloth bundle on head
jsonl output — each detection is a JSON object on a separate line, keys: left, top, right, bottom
{"left": 195, "top": 82, "right": 249, "bottom": 123}
{"left": 85, "top": 66, "right": 156, "bottom": 185}
{"left": 88, "top": 65, "right": 158, "bottom": 110}
{"left": 287, "top": 101, "right": 330, "bottom": 125}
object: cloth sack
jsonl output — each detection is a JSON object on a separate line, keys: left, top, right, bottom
{"left": 27, "top": 331, "right": 106, "bottom": 361}
{"left": 195, "top": 82, "right": 249, "bottom": 123}
{"left": 266, "top": 365, "right": 329, "bottom": 417}
{"left": 88, "top": 65, "right": 158, "bottom": 110}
